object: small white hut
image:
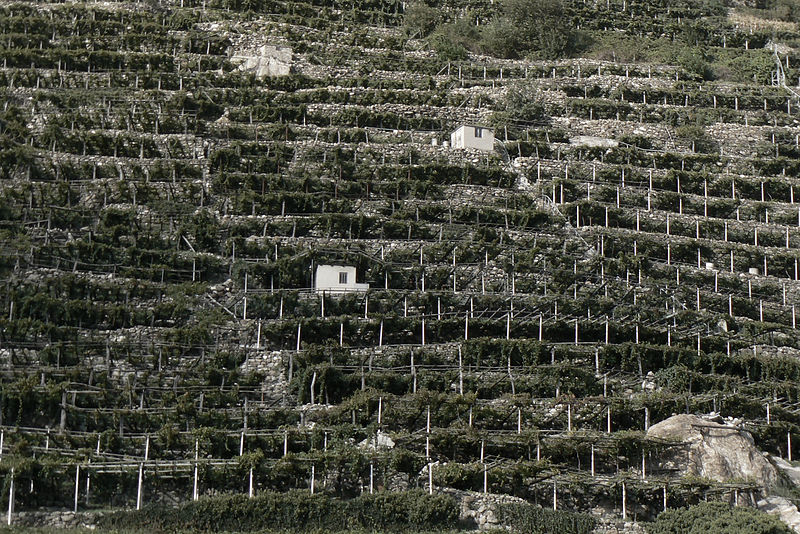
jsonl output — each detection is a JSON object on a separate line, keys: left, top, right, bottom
{"left": 450, "top": 125, "right": 494, "bottom": 151}
{"left": 315, "top": 265, "right": 369, "bottom": 293}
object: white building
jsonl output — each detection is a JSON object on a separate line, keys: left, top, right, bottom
{"left": 315, "top": 265, "right": 369, "bottom": 293}
{"left": 450, "top": 125, "right": 494, "bottom": 151}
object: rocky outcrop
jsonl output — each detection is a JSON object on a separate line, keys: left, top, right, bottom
{"left": 758, "top": 496, "right": 800, "bottom": 532}
{"left": 439, "top": 488, "right": 526, "bottom": 530}
{"left": 647, "top": 414, "right": 779, "bottom": 487}
{"left": 570, "top": 135, "right": 619, "bottom": 148}
{"left": 648, "top": 415, "right": 800, "bottom": 532}
{"left": 232, "top": 44, "right": 293, "bottom": 78}
{"left": 357, "top": 430, "right": 395, "bottom": 450}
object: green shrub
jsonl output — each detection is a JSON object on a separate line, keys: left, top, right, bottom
{"left": 402, "top": 2, "right": 442, "bottom": 38}
{"left": 646, "top": 502, "right": 792, "bottom": 534}
{"left": 496, "top": 502, "right": 597, "bottom": 534}
{"left": 481, "top": 0, "right": 581, "bottom": 59}
{"left": 99, "top": 490, "right": 459, "bottom": 532}
{"left": 430, "top": 19, "right": 480, "bottom": 61}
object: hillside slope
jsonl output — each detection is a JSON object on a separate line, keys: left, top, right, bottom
{"left": 3, "top": 0, "right": 800, "bottom": 529}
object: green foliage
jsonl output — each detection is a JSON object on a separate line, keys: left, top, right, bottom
{"left": 99, "top": 490, "right": 459, "bottom": 532}
{"left": 646, "top": 502, "right": 792, "bottom": 534}
{"left": 0, "top": 104, "right": 33, "bottom": 180}
{"left": 720, "top": 50, "right": 775, "bottom": 85}
{"left": 745, "top": 0, "right": 800, "bottom": 22}
{"left": 482, "top": 0, "right": 581, "bottom": 59}
{"left": 496, "top": 502, "right": 597, "bottom": 534}
{"left": 429, "top": 18, "right": 479, "bottom": 61}
{"left": 675, "top": 124, "right": 716, "bottom": 153}
{"left": 495, "top": 81, "right": 548, "bottom": 124}
{"left": 677, "top": 48, "right": 713, "bottom": 81}
{"left": 402, "top": 2, "right": 442, "bottom": 38}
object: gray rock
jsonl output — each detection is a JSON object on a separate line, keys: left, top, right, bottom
{"left": 647, "top": 414, "right": 779, "bottom": 487}
{"left": 232, "top": 45, "right": 292, "bottom": 78}
{"left": 758, "top": 495, "right": 800, "bottom": 532}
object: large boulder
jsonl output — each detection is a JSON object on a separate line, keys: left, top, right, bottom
{"left": 646, "top": 414, "right": 779, "bottom": 487}
{"left": 232, "top": 44, "right": 292, "bottom": 78}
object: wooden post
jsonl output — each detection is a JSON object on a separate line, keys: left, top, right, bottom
{"left": 136, "top": 463, "right": 143, "bottom": 510}
{"left": 426, "top": 405, "right": 431, "bottom": 434}
{"left": 458, "top": 347, "right": 464, "bottom": 395}
{"left": 85, "top": 461, "right": 90, "bottom": 506}
{"left": 539, "top": 314, "right": 543, "bottom": 341}
{"left": 193, "top": 440, "right": 199, "bottom": 501}
{"left": 483, "top": 464, "right": 488, "bottom": 494}
{"left": 622, "top": 482, "right": 627, "bottom": 519}
{"left": 591, "top": 445, "right": 595, "bottom": 476}
{"left": 310, "top": 465, "right": 315, "bottom": 495}
{"left": 248, "top": 468, "right": 254, "bottom": 498}
{"left": 7, "top": 468, "right": 14, "bottom": 525}
{"left": 789, "top": 432, "right": 793, "bottom": 462}
{"left": 74, "top": 465, "right": 80, "bottom": 513}
{"left": 642, "top": 453, "right": 647, "bottom": 480}
{"left": 553, "top": 481, "right": 557, "bottom": 511}
{"left": 428, "top": 463, "right": 433, "bottom": 494}
{"left": 370, "top": 462, "right": 374, "bottom": 494}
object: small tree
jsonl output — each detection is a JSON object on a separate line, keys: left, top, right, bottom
{"left": 482, "top": 0, "right": 578, "bottom": 59}
{"left": 402, "top": 2, "right": 442, "bottom": 38}
{"left": 429, "top": 18, "right": 481, "bottom": 61}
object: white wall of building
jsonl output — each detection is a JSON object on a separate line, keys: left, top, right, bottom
{"left": 450, "top": 125, "right": 494, "bottom": 151}
{"left": 315, "top": 265, "right": 369, "bottom": 293}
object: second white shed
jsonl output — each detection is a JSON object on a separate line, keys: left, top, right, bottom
{"left": 315, "top": 265, "right": 369, "bottom": 293}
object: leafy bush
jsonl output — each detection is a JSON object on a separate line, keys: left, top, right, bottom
{"left": 646, "top": 502, "right": 792, "bottom": 534}
{"left": 677, "top": 47, "right": 713, "bottom": 81}
{"left": 496, "top": 502, "right": 597, "bottom": 534}
{"left": 429, "top": 18, "right": 480, "bottom": 61}
{"left": 402, "top": 2, "right": 442, "bottom": 38}
{"left": 482, "top": 0, "right": 582, "bottom": 59}
{"left": 99, "top": 490, "right": 459, "bottom": 532}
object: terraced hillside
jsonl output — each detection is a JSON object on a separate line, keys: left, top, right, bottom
{"left": 4, "top": 0, "right": 800, "bottom": 530}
